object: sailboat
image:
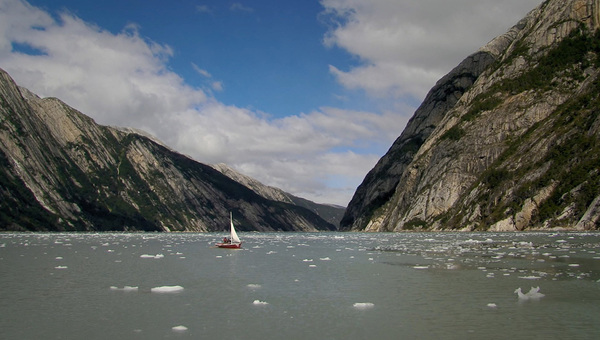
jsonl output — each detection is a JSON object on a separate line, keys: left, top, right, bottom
{"left": 215, "top": 212, "right": 242, "bottom": 249}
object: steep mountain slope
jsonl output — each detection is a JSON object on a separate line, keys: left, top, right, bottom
{"left": 342, "top": 0, "right": 600, "bottom": 231}
{"left": 0, "top": 69, "right": 336, "bottom": 232}
{"left": 211, "top": 163, "right": 345, "bottom": 227}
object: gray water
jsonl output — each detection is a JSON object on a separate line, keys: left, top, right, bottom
{"left": 1, "top": 232, "right": 599, "bottom": 340}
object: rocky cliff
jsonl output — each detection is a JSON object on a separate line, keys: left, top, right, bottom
{"left": 342, "top": 0, "right": 600, "bottom": 231}
{"left": 0, "top": 68, "right": 337, "bottom": 232}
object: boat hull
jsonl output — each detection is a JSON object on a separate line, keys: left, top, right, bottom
{"left": 215, "top": 243, "right": 242, "bottom": 249}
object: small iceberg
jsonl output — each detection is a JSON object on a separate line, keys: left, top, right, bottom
{"left": 487, "top": 303, "right": 497, "bottom": 308}
{"left": 253, "top": 300, "right": 269, "bottom": 305}
{"left": 518, "top": 276, "right": 541, "bottom": 280}
{"left": 353, "top": 302, "right": 375, "bottom": 309}
{"left": 171, "top": 325, "right": 188, "bottom": 332}
{"left": 54, "top": 266, "right": 68, "bottom": 269}
{"left": 151, "top": 285, "right": 184, "bottom": 293}
{"left": 515, "top": 286, "right": 545, "bottom": 300}
{"left": 110, "top": 286, "right": 139, "bottom": 292}
{"left": 140, "top": 254, "right": 164, "bottom": 259}
{"left": 247, "top": 284, "right": 262, "bottom": 289}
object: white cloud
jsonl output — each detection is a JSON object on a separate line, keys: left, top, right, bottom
{"left": 0, "top": 0, "right": 405, "bottom": 206}
{"left": 321, "top": 0, "right": 543, "bottom": 100}
{"left": 230, "top": 3, "right": 254, "bottom": 13}
{"left": 192, "top": 63, "right": 211, "bottom": 78}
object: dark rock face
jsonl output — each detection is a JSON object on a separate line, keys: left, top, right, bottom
{"left": 0, "top": 69, "right": 337, "bottom": 232}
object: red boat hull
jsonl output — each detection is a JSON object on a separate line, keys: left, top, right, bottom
{"left": 215, "top": 243, "right": 242, "bottom": 249}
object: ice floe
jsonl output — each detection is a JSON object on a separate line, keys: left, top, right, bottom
{"left": 151, "top": 285, "right": 184, "bottom": 293}
{"left": 487, "top": 303, "right": 497, "bottom": 308}
{"left": 253, "top": 300, "right": 269, "bottom": 305}
{"left": 140, "top": 254, "right": 164, "bottom": 259}
{"left": 247, "top": 284, "right": 262, "bottom": 289}
{"left": 110, "top": 286, "right": 139, "bottom": 292}
{"left": 353, "top": 302, "right": 375, "bottom": 309}
{"left": 171, "top": 325, "right": 188, "bottom": 332}
{"left": 518, "top": 276, "right": 541, "bottom": 280}
{"left": 515, "top": 286, "right": 545, "bottom": 300}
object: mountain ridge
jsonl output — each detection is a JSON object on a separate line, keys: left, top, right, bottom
{"left": 0, "top": 68, "right": 339, "bottom": 232}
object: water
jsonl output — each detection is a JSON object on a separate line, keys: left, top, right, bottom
{"left": 1, "top": 232, "right": 599, "bottom": 339}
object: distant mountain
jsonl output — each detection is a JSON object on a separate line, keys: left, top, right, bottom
{"left": 342, "top": 0, "right": 600, "bottom": 231}
{"left": 0, "top": 68, "right": 336, "bottom": 232}
{"left": 211, "top": 163, "right": 345, "bottom": 227}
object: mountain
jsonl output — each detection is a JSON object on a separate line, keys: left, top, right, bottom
{"left": 341, "top": 0, "right": 600, "bottom": 232}
{"left": 0, "top": 68, "right": 337, "bottom": 232}
{"left": 211, "top": 163, "right": 345, "bottom": 227}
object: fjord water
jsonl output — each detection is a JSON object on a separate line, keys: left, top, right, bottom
{"left": 1, "top": 232, "right": 599, "bottom": 339}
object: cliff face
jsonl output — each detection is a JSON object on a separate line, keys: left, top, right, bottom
{"left": 0, "top": 69, "right": 336, "bottom": 232}
{"left": 342, "top": 0, "right": 600, "bottom": 231}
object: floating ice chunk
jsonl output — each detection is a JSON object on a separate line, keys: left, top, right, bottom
{"left": 568, "top": 263, "right": 580, "bottom": 267}
{"left": 171, "top": 325, "right": 188, "bottom": 332}
{"left": 253, "top": 300, "right": 269, "bottom": 305}
{"left": 55, "top": 256, "right": 63, "bottom": 260}
{"left": 151, "top": 285, "right": 184, "bottom": 293}
{"left": 487, "top": 303, "right": 497, "bottom": 308}
{"left": 514, "top": 286, "right": 545, "bottom": 300}
{"left": 320, "top": 257, "right": 331, "bottom": 261}
{"left": 309, "top": 264, "right": 317, "bottom": 267}
{"left": 247, "top": 284, "right": 262, "bottom": 289}
{"left": 110, "top": 286, "right": 138, "bottom": 292}
{"left": 413, "top": 265, "right": 429, "bottom": 269}
{"left": 302, "top": 259, "right": 313, "bottom": 262}
{"left": 353, "top": 302, "right": 375, "bottom": 309}
{"left": 140, "top": 254, "right": 164, "bottom": 259}
{"left": 55, "top": 266, "right": 67, "bottom": 269}
{"left": 518, "top": 276, "right": 541, "bottom": 280}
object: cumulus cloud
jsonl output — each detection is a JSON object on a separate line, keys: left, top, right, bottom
{"left": 321, "top": 0, "right": 543, "bottom": 100}
{"left": 0, "top": 0, "right": 403, "bottom": 205}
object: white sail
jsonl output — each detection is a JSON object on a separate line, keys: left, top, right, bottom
{"left": 230, "top": 212, "right": 241, "bottom": 244}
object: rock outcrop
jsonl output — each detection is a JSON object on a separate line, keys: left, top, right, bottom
{"left": 342, "top": 0, "right": 600, "bottom": 231}
{"left": 0, "top": 69, "right": 337, "bottom": 232}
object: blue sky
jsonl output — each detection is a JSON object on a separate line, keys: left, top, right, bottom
{"left": 0, "top": 0, "right": 542, "bottom": 205}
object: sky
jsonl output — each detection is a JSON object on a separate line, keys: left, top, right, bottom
{"left": 0, "top": 0, "right": 542, "bottom": 206}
